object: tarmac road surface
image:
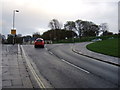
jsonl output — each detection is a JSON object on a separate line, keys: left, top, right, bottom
{"left": 22, "top": 44, "right": 119, "bottom": 88}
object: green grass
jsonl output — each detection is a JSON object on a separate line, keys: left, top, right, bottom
{"left": 86, "top": 38, "right": 119, "bottom": 58}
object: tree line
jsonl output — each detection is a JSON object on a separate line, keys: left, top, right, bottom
{"left": 4, "top": 18, "right": 114, "bottom": 44}
{"left": 42, "top": 19, "right": 112, "bottom": 41}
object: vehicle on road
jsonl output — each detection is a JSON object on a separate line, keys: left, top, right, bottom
{"left": 91, "top": 38, "right": 102, "bottom": 42}
{"left": 34, "top": 38, "right": 45, "bottom": 48}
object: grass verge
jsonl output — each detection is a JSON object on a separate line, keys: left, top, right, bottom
{"left": 86, "top": 38, "right": 119, "bottom": 58}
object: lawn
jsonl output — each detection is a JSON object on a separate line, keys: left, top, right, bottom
{"left": 86, "top": 38, "right": 119, "bottom": 58}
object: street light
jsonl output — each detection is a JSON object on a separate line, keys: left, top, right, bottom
{"left": 13, "top": 10, "right": 19, "bottom": 29}
{"left": 12, "top": 10, "right": 19, "bottom": 44}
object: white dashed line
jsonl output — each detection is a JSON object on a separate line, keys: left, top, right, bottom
{"left": 49, "top": 51, "right": 53, "bottom": 55}
{"left": 45, "top": 47, "right": 90, "bottom": 74}
{"left": 61, "top": 59, "right": 90, "bottom": 74}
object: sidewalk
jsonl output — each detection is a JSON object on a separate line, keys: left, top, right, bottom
{"left": 2, "top": 44, "right": 33, "bottom": 88}
{"left": 0, "top": 44, "right": 2, "bottom": 90}
{"left": 72, "top": 42, "right": 119, "bottom": 66}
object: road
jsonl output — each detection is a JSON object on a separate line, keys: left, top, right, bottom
{"left": 22, "top": 44, "right": 119, "bottom": 88}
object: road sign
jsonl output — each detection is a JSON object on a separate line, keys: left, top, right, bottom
{"left": 11, "top": 29, "right": 16, "bottom": 35}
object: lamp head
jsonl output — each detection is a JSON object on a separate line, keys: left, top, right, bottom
{"left": 15, "top": 10, "right": 19, "bottom": 12}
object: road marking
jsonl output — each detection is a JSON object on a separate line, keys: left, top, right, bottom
{"left": 45, "top": 48, "right": 48, "bottom": 50}
{"left": 49, "top": 51, "right": 53, "bottom": 55}
{"left": 20, "top": 45, "right": 46, "bottom": 89}
{"left": 61, "top": 59, "right": 90, "bottom": 74}
{"left": 18, "top": 44, "right": 21, "bottom": 54}
{"left": 45, "top": 47, "right": 90, "bottom": 74}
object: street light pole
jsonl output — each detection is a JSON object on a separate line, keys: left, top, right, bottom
{"left": 13, "top": 10, "right": 19, "bottom": 29}
{"left": 12, "top": 10, "right": 19, "bottom": 45}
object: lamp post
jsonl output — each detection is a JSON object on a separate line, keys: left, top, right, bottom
{"left": 12, "top": 10, "right": 19, "bottom": 44}
{"left": 13, "top": 10, "right": 19, "bottom": 30}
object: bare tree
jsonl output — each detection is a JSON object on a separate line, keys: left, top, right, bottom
{"left": 64, "top": 21, "right": 76, "bottom": 31}
{"left": 48, "top": 19, "right": 62, "bottom": 30}
{"left": 48, "top": 21, "right": 54, "bottom": 30}
{"left": 75, "top": 19, "right": 83, "bottom": 38}
{"left": 64, "top": 21, "right": 76, "bottom": 40}
{"left": 75, "top": 20, "right": 100, "bottom": 37}
{"left": 99, "top": 23, "right": 108, "bottom": 34}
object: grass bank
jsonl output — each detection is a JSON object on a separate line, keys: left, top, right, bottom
{"left": 86, "top": 38, "right": 119, "bottom": 58}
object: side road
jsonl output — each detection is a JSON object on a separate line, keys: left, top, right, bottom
{"left": 2, "top": 44, "right": 33, "bottom": 88}
{"left": 72, "top": 42, "right": 119, "bottom": 67}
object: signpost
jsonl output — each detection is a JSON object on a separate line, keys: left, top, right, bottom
{"left": 11, "top": 29, "right": 16, "bottom": 35}
{"left": 11, "top": 29, "right": 16, "bottom": 44}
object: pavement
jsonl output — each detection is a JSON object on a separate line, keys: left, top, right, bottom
{"left": 0, "top": 43, "right": 2, "bottom": 90}
{"left": 2, "top": 44, "right": 33, "bottom": 88}
{"left": 72, "top": 42, "right": 119, "bottom": 66}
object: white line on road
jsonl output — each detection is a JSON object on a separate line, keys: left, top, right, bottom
{"left": 18, "top": 44, "right": 21, "bottom": 54}
{"left": 61, "top": 59, "right": 90, "bottom": 74}
{"left": 20, "top": 45, "right": 46, "bottom": 89}
{"left": 49, "top": 51, "right": 53, "bottom": 55}
{"left": 45, "top": 47, "right": 48, "bottom": 51}
{"left": 45, "top": 47, "right": 90, "bottom": 74}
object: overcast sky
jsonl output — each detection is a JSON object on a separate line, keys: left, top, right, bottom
{"left": 1, "top": 0, "right": 119, "bottom": 37}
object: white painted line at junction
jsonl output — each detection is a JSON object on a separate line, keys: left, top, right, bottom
{"left": 61, "top": 59, "right": 90, "bottom": 74}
